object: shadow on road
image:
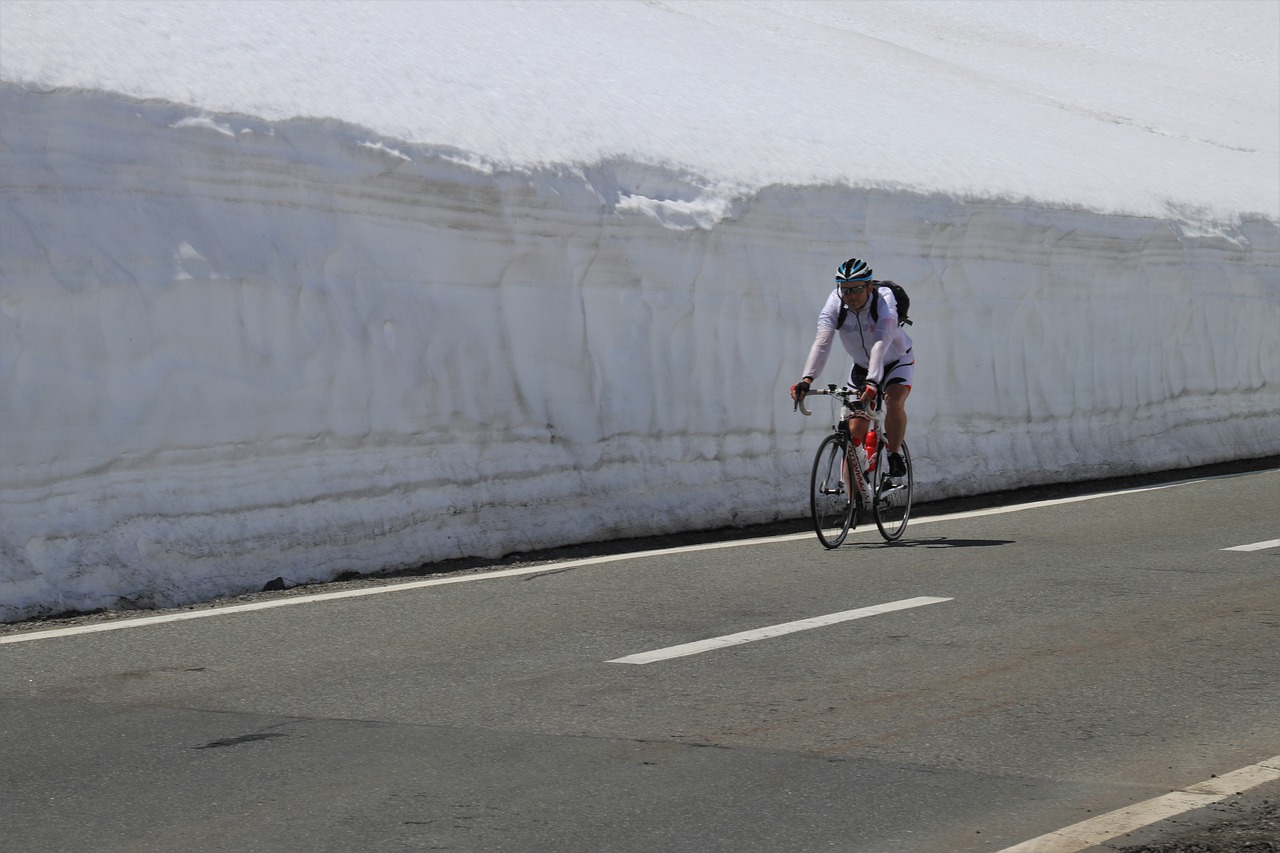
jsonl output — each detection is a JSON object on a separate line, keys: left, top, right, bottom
{"left": 860, "top": 536, "right": 1015, "bottom": 549}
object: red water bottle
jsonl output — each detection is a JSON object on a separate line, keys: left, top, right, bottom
{"left": 864, "top": 430, "right": 877, "bottom": 471}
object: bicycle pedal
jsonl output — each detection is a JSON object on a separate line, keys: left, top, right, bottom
{"left": 878, "top": 485, "right": 905, "bottom": 505}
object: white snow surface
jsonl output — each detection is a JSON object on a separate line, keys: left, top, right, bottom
{"left": 1, "top": 0, "right": 1278, "bottom": 621}
{"left": 5, "top": 0, "right": 1279, "bottom": 219}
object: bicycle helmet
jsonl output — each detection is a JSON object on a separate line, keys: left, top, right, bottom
{"left": 835, "top": 257, "right": 873, "bottom": 282}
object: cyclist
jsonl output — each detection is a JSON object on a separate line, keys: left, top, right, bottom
{"left": 791, "top": 257, "right": 914, "bottom": 479}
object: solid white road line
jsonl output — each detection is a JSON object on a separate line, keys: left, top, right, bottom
{"left": 994, "top": 754, "right": 1280, "bottom": 853}
{"left": 0, "top": 536, "right": 829, "bottom": 645}
{"left": 1223, "top": 538, "right": 1280, "bottom": 552}
{"left": 606, "top": 596, "right": 952, "bottom": 664}
{"left": 2, "top": 470, "right": 1268, "bottom": 645}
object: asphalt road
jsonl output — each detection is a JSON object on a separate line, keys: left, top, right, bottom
{"left": 2, "top": 468, "right": 1277, "bottom": 853}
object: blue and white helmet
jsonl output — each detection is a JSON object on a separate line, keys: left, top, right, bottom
{"left": 835, "top": 257, "right": 873, "bottom": 282}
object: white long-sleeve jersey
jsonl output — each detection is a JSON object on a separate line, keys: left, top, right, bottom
{"left": 802, "top": 285, "right": 913, "bottom": 384}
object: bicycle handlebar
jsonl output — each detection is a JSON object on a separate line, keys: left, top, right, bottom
{"left": 795, "top": 384, "right": 879, "bottom": 418}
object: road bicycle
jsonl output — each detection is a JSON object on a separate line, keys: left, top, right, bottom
{"left": 797, "top": 384, "right": 913, "bottom": 547}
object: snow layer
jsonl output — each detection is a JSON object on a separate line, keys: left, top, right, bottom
{"left": 3, "top": 0, "right": 1277, "bottom": 220}
{"left": 1, "top": 1, "right": 1278, "bottom": 621}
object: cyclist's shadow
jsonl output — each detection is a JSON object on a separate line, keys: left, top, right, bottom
{"left": 858, "top": 536, "right": 1015, "bottom": 548}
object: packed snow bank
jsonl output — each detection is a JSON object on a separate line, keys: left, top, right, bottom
{"left": 1, "top": 87, "right": 1277, "bottom": 621}
{"left": 3, "top": 0, "right": 1276, "bottom": 223}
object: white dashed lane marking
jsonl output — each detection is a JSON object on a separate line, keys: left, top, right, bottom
{"left": 1222, "top": 538, "right": 1280, "bottom": 552}
{"left": 606, "top": 596, "right": 953, "bottom": 664}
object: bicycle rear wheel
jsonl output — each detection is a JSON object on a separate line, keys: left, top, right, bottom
{"left": 811, "top": 434, "right": 857, "bottom": 548}
{"left": 873, "top": 440, "right": 913, "bottom": 541}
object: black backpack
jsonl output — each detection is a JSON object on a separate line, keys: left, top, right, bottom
{"left": 836, "top": 280, "right": 912, "bottom": 329}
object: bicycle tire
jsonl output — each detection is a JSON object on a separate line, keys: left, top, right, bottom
{"left": 873, "top": 440, "right": 913, "bottom": 541}
{"left": 811, "top": 433, "right": 857, "bottom": 548}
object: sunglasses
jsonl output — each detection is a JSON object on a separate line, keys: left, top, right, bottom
{"left": 838, "top": 284, "right": 869, "bottom": 295}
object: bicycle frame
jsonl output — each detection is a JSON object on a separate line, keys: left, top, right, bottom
{"left": 799, "top": 385, "right": 880, "bottom": 502}
{"left": 798, "top": 383, "right": 913, "bottom": 544}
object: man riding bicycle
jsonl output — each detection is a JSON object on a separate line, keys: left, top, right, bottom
{"left": 791, "top": 257, "right": 915, "bottom": 479}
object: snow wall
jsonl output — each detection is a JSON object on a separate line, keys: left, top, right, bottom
{"left": 2, "top": 87, "right": 1278, "bottom": 621}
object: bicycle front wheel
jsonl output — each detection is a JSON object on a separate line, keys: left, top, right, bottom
{"left": 810, "top": 434, "right": 856, "bottom": 548}
{"left": 873, "top": 440, "right": 913, "bottom": 541}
